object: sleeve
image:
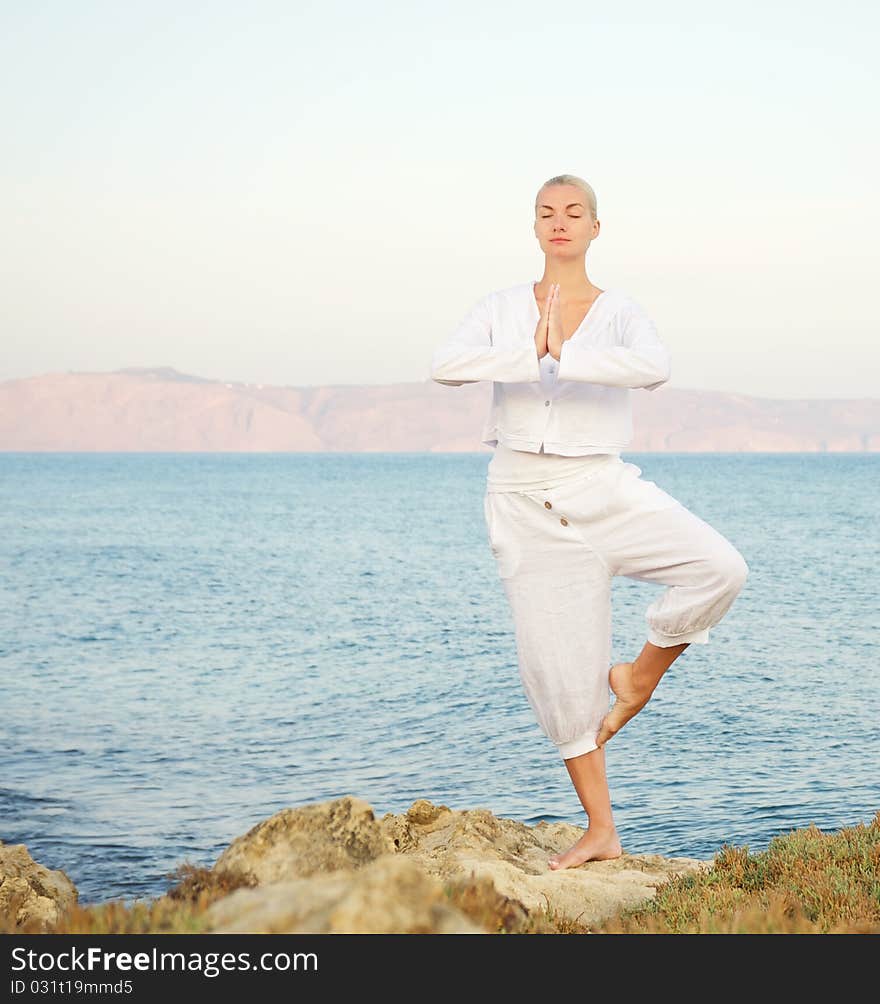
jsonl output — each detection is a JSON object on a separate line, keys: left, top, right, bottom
{"left": 555, "top": 305, "right": 671, "bottom": 391}
{"left": 430, "top": 294, "right": 542, "bottom": 386}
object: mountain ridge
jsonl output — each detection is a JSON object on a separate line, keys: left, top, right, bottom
{"left": 1, "top": 367, "right": 877, "bottom": 452}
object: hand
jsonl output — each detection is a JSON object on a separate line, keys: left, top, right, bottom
{"left": 533, "top": 283, "right": 558, "bottom": 359}
{"left": 546, "top": 284, "right": 565, "bottom": 361}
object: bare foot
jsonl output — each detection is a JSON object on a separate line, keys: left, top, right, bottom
{"left": 595, "top": 661, "right": 651, "bottom": 747}
{"left": 547, "top": 828, "right": 623, "bottom": 870}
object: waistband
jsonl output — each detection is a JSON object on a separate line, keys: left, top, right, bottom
{"left": 486, "top": 444, "right": 620, "bottom": 493}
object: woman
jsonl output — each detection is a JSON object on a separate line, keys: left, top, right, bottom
{"left": 430, "top": 174, "right": 749, "bottom": 871}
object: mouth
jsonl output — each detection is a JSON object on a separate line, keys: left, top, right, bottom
{"left": 550, "top": 239, "right": 570, "bottom": 243}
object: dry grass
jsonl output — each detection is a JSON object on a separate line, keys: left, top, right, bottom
{"left": 589, "top": 810, "right": 880, "bottom": 934}
{"left": 5, "top": 813, "right": 878, "bottom": 934}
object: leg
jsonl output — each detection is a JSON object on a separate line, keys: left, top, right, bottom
{"left": 486, "top": 489, "right": 623, "bottom": 869}
{"left": 595, "top": 641, "right": 689, "bottom": 747}
{"left": 502, "top": 548, "right": 613, "bottom": 762}
{"left": 594, "top": 480, "right": 749, "bottom": 746}
{"left": 547, "top": 744, "right": 623, "bottom": 869}
{"left": 490, "top": 490, "right": 615, "bottom": 762}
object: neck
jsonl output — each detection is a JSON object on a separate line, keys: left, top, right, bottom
{"left": 537, "top": 261, "right": 597, "bottom": 296}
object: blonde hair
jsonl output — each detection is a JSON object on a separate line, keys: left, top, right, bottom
{"left": 535, "top": 174, "right": 597, "bottom": 221}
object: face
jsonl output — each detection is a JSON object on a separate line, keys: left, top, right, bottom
{"left": 533, "top": 184, "right": 599, "bottom": 257}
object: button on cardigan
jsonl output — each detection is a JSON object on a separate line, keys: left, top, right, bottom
{"left": 429, "top": 282, "right": 671, "bottom": 455}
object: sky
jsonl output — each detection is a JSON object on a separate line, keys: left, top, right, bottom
{"left": 2, "top": 0, "right": 878, "bottom": 399}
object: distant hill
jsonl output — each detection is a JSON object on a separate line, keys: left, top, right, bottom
{"left": 0, "top": 366, "right": 876, "bottom": 452}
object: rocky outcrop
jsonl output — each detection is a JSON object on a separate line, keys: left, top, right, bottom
{"left": 212, "top": 795, "right": 394, "bottom": 884}
{"left": 378, "top": 798, "right": 710, "bottom": 928}
{"left": 204, "top": 796, "right": 711, "bottom": 933}
{"left": 1, "top": 796, "right": 714, "bottom": 933}
{"left": 0, "top": 840, "right": 78, "bottom": 931}
{"left": 206, "top": 854, "right": 485, "bottom": 934}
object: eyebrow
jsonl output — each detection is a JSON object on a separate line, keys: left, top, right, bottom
{"left": 538, "top": 203, "right": 584, "bottom": 210}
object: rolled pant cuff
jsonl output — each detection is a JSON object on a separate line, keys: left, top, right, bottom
{"left": 557, "top": 731, "right": 600, "bottom": 760}
{"left": 648, "top": 625, "right": 711, "bottom": 647}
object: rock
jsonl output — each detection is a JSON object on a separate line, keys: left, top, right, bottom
{"left": 205, "top": 794, "right": 711, "bottom": 932}
{"left": 212, "top": 795, "right": 394, "bottom": 885}
{"left": 379, "top": 799, "right": 712, "bottom": 927}
{"left": 204, "top": 854, "right": 484, "bottom": 934}
{"left": 0, "top": 840, "right": 78, "bottom": 931}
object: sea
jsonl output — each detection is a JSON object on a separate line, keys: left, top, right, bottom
{"left": 1, "top": 451, "right": 877, "bottom": 906}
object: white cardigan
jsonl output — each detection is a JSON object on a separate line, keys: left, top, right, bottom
{"left": 429, "top": 282, "right": 671, "bottom": 455}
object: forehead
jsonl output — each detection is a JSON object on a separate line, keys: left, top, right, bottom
{"left": 537, "top": 185, "right": 586, "bottom": 209}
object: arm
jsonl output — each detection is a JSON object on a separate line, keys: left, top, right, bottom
{"left": 555, "top": 308, "right": 671, "bottom": 391}
{"left": 430, "top": 295, "right": 542, "bottom": 386}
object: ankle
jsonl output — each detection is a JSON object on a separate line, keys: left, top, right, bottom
{"left": 586, "top": 820, "right": 617, "bottom": 836}
{"left": 630, "top": 664, "right": 659, "bottom": 700}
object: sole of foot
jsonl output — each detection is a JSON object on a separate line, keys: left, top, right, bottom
{"left": 595, "top": 661, "right": 651, "bottom": 747}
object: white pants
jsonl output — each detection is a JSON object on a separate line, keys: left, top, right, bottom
{"left": 483, "top": 458, "right": 749, "bottom": 760}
